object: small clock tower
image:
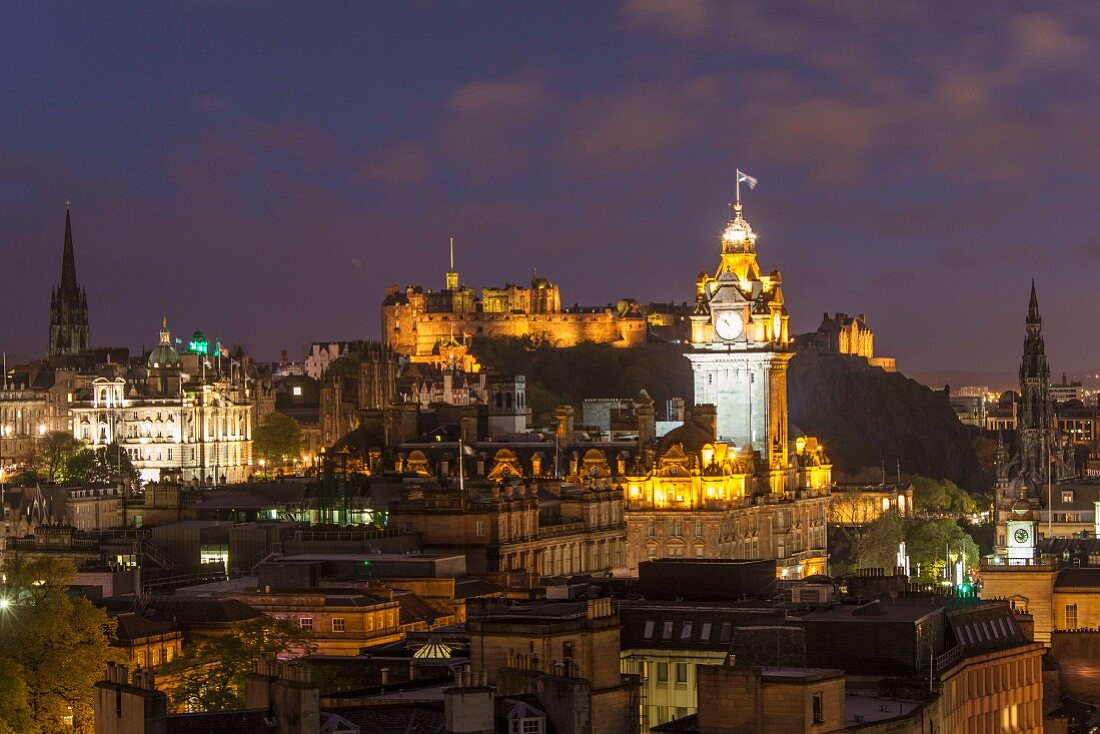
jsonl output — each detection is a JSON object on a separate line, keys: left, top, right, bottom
{"left": 687, "top": 196, "right": 791, "bottom": 476}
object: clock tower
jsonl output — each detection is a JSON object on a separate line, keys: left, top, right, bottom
{"left": 687, "top": 199, "right": 791, "bottom": 478}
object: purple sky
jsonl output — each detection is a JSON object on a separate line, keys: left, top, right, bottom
{"left": 3, "top": 2, "right": 1100, "bottom": 377}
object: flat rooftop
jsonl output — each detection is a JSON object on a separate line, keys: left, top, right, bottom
{"left": 845, "top": 694, "right": 920, "bottom": 725}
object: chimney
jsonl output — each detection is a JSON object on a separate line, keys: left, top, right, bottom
{"left": 444, "top": 669, "right": 495, "bottom": 734}
{"left": 636, "top": 393, "right": 656, "bottom": 447}
{"left": 554, "top": 405, "right": 575, "bottom": 444}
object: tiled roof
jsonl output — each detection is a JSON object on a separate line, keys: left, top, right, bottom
{"left": 164, "top": 710, "right": 270, "bottom": 734}
{"left": 325, "top": 703, "right": 445, "bottom": 734}
{"left": 111, "top": 612, "right": 179, "bottom": 641}
{"left": 145, "top": 597, "right": 263, "bottom": 625}
{"left": 1055, "top": 568, "right": 1100, "bottom": 590}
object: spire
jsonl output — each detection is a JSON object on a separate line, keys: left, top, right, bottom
{"left": 60, "top": 204, "right": 78, "bottom": 293}
{"left": 1028, "top": 279, "right": 1040, "bottom": 324}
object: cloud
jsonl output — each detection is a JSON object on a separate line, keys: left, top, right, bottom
{"left": 447, "top": 80, "right": 547, "bottom": 122}
{"left": 1007, "top": 12, "right": 1091, "bottom": 70}
{"left": 619, "top": 0, "right": 716, "bottom": 39}
{"left": 363, "top": 144, "right": 430, "bottom": 184}
{"left": 563, "top": 76, "right": 724, "bottom": 175}
{"left": 443, "top": 78, "right": 550, "bottom": 173}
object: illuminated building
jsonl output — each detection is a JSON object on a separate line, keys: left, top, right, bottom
{"left": 381, "top": 243, "right": 647, "bottom": 357}
{"left": 70, "top": 319, "right": 254, "bottom": 484}
{"left": 622, "top": 195, "right": 832, "bottom": 577}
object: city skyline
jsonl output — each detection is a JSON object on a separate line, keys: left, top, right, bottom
{"left": 5, "top": 3, "right": 1100, "bottom": 375}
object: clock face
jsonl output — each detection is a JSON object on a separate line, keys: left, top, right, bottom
{"left": 1014, "top": 528, "right": 1029, "bottom": 544}
{"left": 714, "top": 311, "right": 744, "bottom": 340}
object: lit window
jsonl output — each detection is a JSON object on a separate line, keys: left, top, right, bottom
{"left": 476, "top": 521, "right": 485, "bottom": 537}
{"left": 299, "top": 617, "right": 313, "bottom": 631}
{"left": 1066, "top": 604, "right": 1078, "bottom": 628}
{"left": 292, "top": 386, "right": 302, "bottom": 396}
{"left": 332, "top": 618, "right": 345, "bottom": 632}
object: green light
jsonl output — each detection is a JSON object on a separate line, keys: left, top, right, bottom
{"left": 363, "top": 560, "right": 371, "bottom": 566}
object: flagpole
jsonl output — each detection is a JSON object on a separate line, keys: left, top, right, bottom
{"left": 458, "top": 436, "right": 464, "bottom": 492}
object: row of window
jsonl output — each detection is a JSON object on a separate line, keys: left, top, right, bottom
{"left": 652, "top": 661, "right": 690, "bottom": 685}
{"left": 642, "top": 619, "right": 732, "bottom": 644}
{"left": 297, "top": 611, "right": 399, "bottom": 632}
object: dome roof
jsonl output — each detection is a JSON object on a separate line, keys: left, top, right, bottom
{"left": 657, "top": 418, "right": 715, "bottom": 454}
{"left": 148, "top": 317, "right": 181, "bottom": 368}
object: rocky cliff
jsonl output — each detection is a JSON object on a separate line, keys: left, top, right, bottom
{"left": 788, "top": 351, "right": 981, "bottom": 487}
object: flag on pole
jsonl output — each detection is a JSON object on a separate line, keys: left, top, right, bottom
{"left": 736, "top": 169, "right": 758, "bottom": 189}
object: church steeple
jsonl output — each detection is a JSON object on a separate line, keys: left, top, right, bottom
{"left": 48, "top": 203, "right": 90, "bottom": 357}
{"left": 61, "top": 204, "right": 78, "bottom": 293}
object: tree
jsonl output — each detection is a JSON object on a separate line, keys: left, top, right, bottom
{"left": 34, "top": 431, "right": 83, "bottom": 483}
{"left": 830, "top": 510, "right": 905, "bottom": 575}
{"left": 159, "top": 616, "right": 315, "bottom": 712}
{"left": 0, "top": 556, "right": 118, "bottom": 733}
{"left": 63, "top": 442, "right": 138, "bottom": 484}
{"left": 906, "top": 519, "right": 980, "bottom": 583}
{"left": 253, "top": 413, "right": 303, "bottom": 465}
{"left": 905, "top": 474, "right": 978, "bottom": 516}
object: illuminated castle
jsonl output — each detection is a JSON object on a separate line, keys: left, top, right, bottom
{"left": 381, "top": 240, "right": 647, "bottom": 357}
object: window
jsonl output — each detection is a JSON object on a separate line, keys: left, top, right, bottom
{"left": 1063, "top": 490, "right": 1074, "bottom": 503}
{"left": 694, "top": 521, "right": 703, "bottom": 537}
{"left": 1066, "top": 604, "right": 1078, "bottom": 628}
{"left": 680, "top": 622, "right": 693, "bottom": 640}
{"left": 332, "top": 618, "right": 346, "bottom": 632}
{"left": 656, "top": 662, "right": 668, "bottom": 683}
{"left": 292, "top": 386, "right": 302, "bottom": 396}
{"left": 643, "top": 620, "right": 655, "bottom": 639}
{"left": 299, "top": 617, "right": 314, "bottom": 631}
{"left": 699, "top": 622, "right": 712, "bottom": 641}
{"left": 563, "top": 641, "right": 574, "bottom": 659}
{"left": 662, "top": 621, "right": 674, "bottom": 640}
{"left": 813, "top": 692, "right": 824, "bottom": 724}
{"left": 719, "top": 623, "right": 732, "bottom": 643}
{"left": 476, "top": 521, "right": 485, "bottom": 537}
{"left": 675, "top": 663, "right": 688, "bottom": 684}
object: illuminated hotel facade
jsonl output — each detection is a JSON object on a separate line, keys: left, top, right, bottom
{"left": 621, "top": 196, "right": 832, "bottom": 577}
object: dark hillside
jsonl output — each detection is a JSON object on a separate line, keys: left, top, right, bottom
{"left": 472, "top": 338, "right": 981, "bottom": 487}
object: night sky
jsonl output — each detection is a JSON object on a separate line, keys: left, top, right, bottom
{"left": 4, "top": 2, "right": 1100, "bottom": 382}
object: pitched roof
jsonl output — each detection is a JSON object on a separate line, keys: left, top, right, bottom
{"left": 164, "top": 710, "right": 271, "bottom": 734}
